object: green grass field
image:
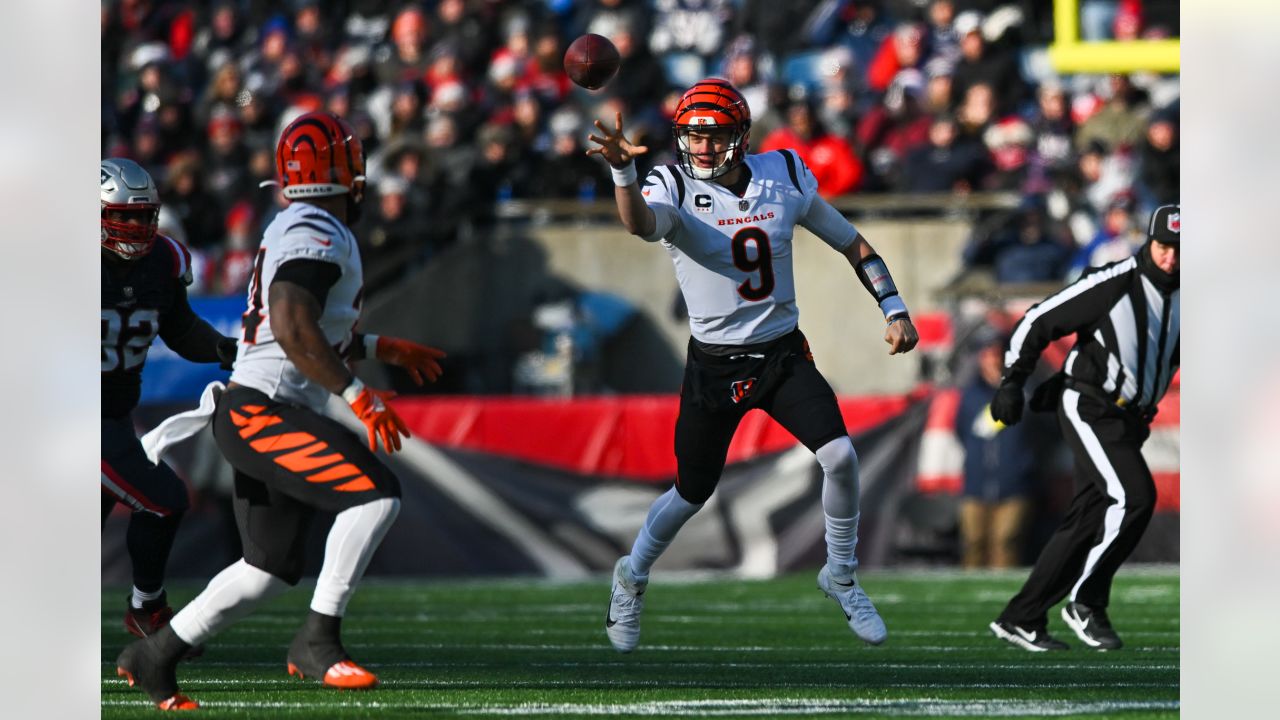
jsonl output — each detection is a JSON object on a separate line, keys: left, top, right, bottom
{"left": 101, "top": 566, "right": 1178, "bottom": 718}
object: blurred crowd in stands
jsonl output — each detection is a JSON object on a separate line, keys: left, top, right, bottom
{"left": 102, "top": 0, "right": 1179, "bottom": 297}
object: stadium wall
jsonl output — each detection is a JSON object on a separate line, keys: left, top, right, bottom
{"left": 528, "top": 219, "right": 970, "bottom": 396}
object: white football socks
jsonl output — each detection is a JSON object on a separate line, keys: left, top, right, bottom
{"left": 168, "top": 559, "right": 290, "bottom": 647}
{"left": 311, "top": 497, "right": 401, "bottom": 617}
{"left": 628, "top": 487, "right": 703, "bottom": 582}
{"left": 816, "top": 436, "right": 861, "bottom": 582}
{"left": 131, "top": 586, "right": 164, "bottom": 610}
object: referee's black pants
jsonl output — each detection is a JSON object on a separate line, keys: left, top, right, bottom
{"left": 998, "top": 387, "right": 1157, "bottom": 629}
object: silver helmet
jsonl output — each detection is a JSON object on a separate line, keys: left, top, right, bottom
{"left": 101, "top": 158, "right": 161, "bottom": 259}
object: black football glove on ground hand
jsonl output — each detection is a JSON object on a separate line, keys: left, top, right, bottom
{"left": 990, "top": 379, "right": 1025, "bottom": 426}
{"left": 217, "top": 337, "right": 238, "bottom": 371}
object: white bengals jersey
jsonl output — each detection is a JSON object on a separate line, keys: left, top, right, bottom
{"left": 642, "top": 150, "right": 858, "bottom": 346}
{"left": 230, "top": 202, "right": 363, "bottom": 413}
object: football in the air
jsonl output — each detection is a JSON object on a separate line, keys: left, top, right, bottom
{"left": 563, "top": 33, "right": 620, "bottom": 90}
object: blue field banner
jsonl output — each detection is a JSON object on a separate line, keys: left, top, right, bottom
{"left": 139, "top": 295, "right": 243, "bottom": 405}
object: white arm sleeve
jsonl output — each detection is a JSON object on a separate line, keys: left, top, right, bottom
{"left": 798, "top": 194, "right": 858, "bottom": 251}
{"left": 641, "top": 203, "right": 682, "bottom": 243}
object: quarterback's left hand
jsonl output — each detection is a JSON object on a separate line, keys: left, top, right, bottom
{"left": 376, "top": 337, "right": 447, "bottom": 385}
{"left": 884, "top": 316, "right": 919, "bottom": 355}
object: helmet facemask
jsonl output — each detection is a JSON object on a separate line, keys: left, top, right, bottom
{"left": 675, "top": 123, "right": 751, "bottom": 180}
{"left": 101, "top": 204, "right": 160, "bottom": 259}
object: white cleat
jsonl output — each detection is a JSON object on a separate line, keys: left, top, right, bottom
{"left": 605, "top": 556, "right": 647, "bottom": 653}
{"left": 817, "top": 565, "right": 887, "bottom": 645}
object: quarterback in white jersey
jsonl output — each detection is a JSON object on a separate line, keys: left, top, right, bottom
{"left": 589, "top": 79, "right": 919, "bottom": 654}
{"left": 642, "top": 149, "right": 861, "bottom": 345}
{"left": 117, "top": 112, "right": 446, "bottom": 710}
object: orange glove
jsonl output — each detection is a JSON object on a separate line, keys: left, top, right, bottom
{"left": 369, "top": 335, "right": 447, "bottom": 386}
{"left": 342, "top": 379, "right": 410, "bottom": 453}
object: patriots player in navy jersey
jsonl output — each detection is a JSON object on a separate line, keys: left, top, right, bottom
{"left": 589, "top": 79, "right": 919, "bottom": 652}
{"left": 101, "top": 158, "right": 237, "bottom": 643}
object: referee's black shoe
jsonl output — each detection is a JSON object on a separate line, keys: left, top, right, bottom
{"left": 1062, "top": 602, "right": 1123, "bottom": 650}
{"left": 989, "top": 620, "right": 1069, "bottom": 652}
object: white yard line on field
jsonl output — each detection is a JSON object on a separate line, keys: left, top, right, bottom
{"left": 100, "top": 697, "right": 1180, "bottom": 716}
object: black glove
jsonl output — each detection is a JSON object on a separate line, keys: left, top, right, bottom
{"left": 990, "top": 379, "right": 1025, "bottom": 426}
{"left": 216, "top": 337, "right": 238, "bottom": 371}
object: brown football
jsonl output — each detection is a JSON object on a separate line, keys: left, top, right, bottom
{"left": 563, "top": 34, "right": 620, "bottom": 90}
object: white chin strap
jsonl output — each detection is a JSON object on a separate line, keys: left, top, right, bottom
{"left": 105, "top": 241, "right": 150, "bottom": 259}
{"left": 688, "top": 162, "right": 722, "bottom": 180}
{"left": 682, "top": 137, "right": 742, "bottom": 180}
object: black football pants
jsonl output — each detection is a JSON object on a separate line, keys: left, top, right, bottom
{"left": 998, "top": 388, "right": 1157, "bottom": 629}
{"left": 212, "top": 385, "right": 400, "bottom": 584}
{"left": 102, "top": 415, "right": 190, "bottom": 593}
{"left": 674, "top": 330, "right": 848, "bottom": 505}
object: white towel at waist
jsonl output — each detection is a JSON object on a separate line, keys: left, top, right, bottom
{"left": 141, "top": 382, "right": 225, "bottom": 465}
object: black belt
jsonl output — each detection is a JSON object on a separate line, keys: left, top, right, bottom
{"left": 1063, "top": 378, "right": 1155, "bottom": 424}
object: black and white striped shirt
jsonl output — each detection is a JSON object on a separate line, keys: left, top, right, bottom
{"left": 1005, "top": 253, "right": 1180, "bottom": 414}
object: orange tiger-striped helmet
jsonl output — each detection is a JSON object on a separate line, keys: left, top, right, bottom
{"left": 672, "top": 78, "right": 752, "bottom": 180}
{"left": 274, "top": 111, "right": 366, "bottom": 200}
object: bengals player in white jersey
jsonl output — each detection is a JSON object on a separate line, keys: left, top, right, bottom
{"left": 116, "top": 112, "right": 446, "bottom": 710}
{"left": 589, "top": 78, "right": 919, "bottom": 652}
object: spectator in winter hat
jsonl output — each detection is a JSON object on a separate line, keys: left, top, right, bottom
{"left": 1077, "top": 138, "right": 1136, "bottom": 214}
{"left": 389, "top": 79, "right": 427, "bottom": 142}
{"left": 356, "top": 174, "right": 434, "bottom": 286}
{"left": 982, "top": 116, "right": 1034, "bottom": 191}
{"left": 215, "top": 201, "right": 259, "bottom": 295}
{"left": 1075, "top": 74, "right": 1147, "bottom": 153}
{"left": 1027, "top": 80, "right": 1076, "bottom": 174}
{"left": 899, "top": 113, "right": 989, "bottom": 194}
{"left": 195, "top": 62, "right": 243, "bottom": 130}
{"left": 923, "top": 57, "right": 955, "bottom": 115}
{"left": 191, "top": 1, "right": 247, "bottom": 73}
{"left": 956, "top": 82, "right": 996, "bottom": 150}
{"left": 375, "top": 6, "right": 431, "bottom": 86}
{"left": 867, "top": 23, "right": 926, "bottom": 93}
{"left": 520, "top": 23, "right": 572, "bottom": 104}
{"left": 857, "top": 69, "right": 933, "bottom": 191}
{"left": 204, "top": 107, "right": 251, "bottom": 208}
{"left": 926, "top": 0, "right": 962, "bottom": 64}
{"left": 537, "top": 108, "right": 610, "bottom": 199}
{"left": 433, "top": 0, "right": 490, "bottom": 75}
{"left": 950, "top": 10, "right": 1025, "bottom": 115}
{"left": 1137, "top": 109, "right": 1179, "bottom": 208}
{"left": 722, "top": 35, "right": 771, "bottom": 131}
{"left": 607, "top": 20, "right": 669, "bottom": 115}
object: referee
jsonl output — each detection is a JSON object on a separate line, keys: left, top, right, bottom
{"left": 987, "top": 204, "right": 1180, "bottom": 651}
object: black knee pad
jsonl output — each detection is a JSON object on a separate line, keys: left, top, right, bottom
{"left": 243, "top": 549, "right": 305, "bottom": 586}
{"left": 371, "top": 468, "right": 401, "bottom": 500}
{"left": 675, "top": 468, "right": 718, "bottom": 505}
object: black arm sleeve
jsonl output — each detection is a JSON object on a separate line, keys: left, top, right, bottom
{"left": 271, "top": 258, "right": 342, "bottom": 308}
{"left": 1004, "top": 261, "right": 1135, "bottom": 384}
{"left": 159, "top": 283, "right": 232, "bottom": 364}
